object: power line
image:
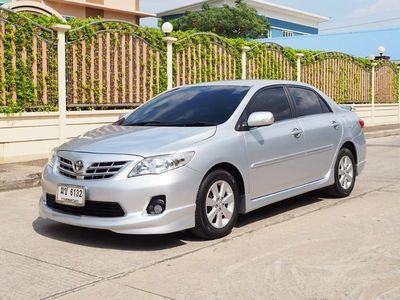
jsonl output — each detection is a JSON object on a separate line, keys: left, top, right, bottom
{"left": 321, "top": 17, "right": 400, "bottom": 31}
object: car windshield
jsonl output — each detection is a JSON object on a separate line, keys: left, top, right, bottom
{"left": 121, "top": 85, "right": 250, "bottom": 127}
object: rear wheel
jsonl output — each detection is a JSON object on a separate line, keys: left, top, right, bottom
{"left": 326, "top": 148, "right": 356, "bottom": 198}
{"left": 191, "top": 170, "right": 240, "bottom": 240}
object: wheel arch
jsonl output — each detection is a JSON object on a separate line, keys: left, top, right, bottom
{"left": 204, "top": 162, "right": 246, "bottom": 213}
{"left": 341, "top": 141, "right": 358, "bottom": 164}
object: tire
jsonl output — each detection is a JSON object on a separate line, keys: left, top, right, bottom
{"left": 326, "top": 148, "right": 356, "bottom": 198}
{"left": 191, "top": 170, "right": 240, "bottom": 240}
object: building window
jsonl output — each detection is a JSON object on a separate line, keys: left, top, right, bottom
{"left": 271, "top": 28, "right": 282, "bottom": 38}
{"left": 86, "top": 7, "right": 104, "bottom": 18}
{"left": 283, "top": 30, "right": 294, "bottom": 37}
{"left": 64, "top": 16, "right": 76, "bottom": 21}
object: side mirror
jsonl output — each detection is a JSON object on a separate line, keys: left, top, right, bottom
{"left": 118, "top": 113, "right": 128, "bottom": 120}
{"left": 113, "top": 113, "right": 129, "bottom": 126}
{"left": 247, "top": 112, "right": 274, "bottom": 128}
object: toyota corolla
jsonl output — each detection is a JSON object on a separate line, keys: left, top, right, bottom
{"left": 39, "top": 80, "right": 366, "bottom": 239}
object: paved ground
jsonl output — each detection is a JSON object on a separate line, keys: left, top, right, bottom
{"left": 0, "top": 135, "right": 399, "bottom": 300}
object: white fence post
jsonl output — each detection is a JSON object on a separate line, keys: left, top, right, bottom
{"left": 52, "top": 24, "right": 71, "bottom": 145}
{"left": 241, "top": 46, "right": 250, "bottom": 80}
{"left": 296, "top": 53, "right": 304, "bottom": 82}
{"left": 371, "top": 63, "right": 377, "bottom": 121}
{"left": 398, "top": 66, "right": 400, "bottom": 122}
{"left": 163, "top": 37, "right": 177, "bottom": 90}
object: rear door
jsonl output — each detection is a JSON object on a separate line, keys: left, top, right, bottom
{"left": 243, "top": 86, "right": 309, "bottom": 199}
{"left": 287, "top": 86, "right": 342, "bottom": 183}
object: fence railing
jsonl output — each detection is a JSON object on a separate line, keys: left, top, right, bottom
{"left": 0, "top": 8, "right": 58, "bottom": 110}
{"left": 65, "top": 21, "right": 166, "bottom": 108}
{"left": 173, "top": 33, "right": 239, "bottom": 87}
{"left": 300, "top": 52, "right": 372, "bottom": 104}
{"left": 0, "top": 12, "right": 399, "bottom": 143}
{"left": 246, "top": 43, "right": 295, "bottom": 81}
{"left": 0, "top": 13, "right": 399, "bottom": 111}
{"left": 375, "top": 62, "right": 399, "bottom": 104}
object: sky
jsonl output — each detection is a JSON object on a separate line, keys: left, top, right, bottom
{"left": 140, "top": 0, "right": 400, "bottom": 33}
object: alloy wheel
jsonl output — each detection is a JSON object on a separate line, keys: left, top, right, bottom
{"left": 205, "top": 180, "right": 235, "bottom": 229}
{"left": 338, "top": 155, "right": 354, "bottom": 190}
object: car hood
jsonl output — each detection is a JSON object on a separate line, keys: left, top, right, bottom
{"left": 59, "top": 125, "right": 217, "bottom": 157}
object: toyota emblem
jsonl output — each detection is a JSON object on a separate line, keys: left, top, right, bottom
{"left": 73, "top": 160, "right": 85, "bottom": 174}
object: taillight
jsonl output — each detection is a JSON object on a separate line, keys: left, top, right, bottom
{"left": 358, "top": 119, "right": 365, "bottom": 128}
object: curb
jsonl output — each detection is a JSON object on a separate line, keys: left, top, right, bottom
{"left": 365, "top": 128, "right": 400, "bottom": 139}
{"left": 0, "top": 172, "right": 42, "bottom": 193}
{"left": 0, "top": 128, "right": 399, "bottom": 193}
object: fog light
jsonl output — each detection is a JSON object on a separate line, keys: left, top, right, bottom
{"left": 146, "top": 196, "right": 166, "bottom": 215}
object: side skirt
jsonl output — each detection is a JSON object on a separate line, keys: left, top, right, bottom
{"left": 243, "top": 170, "right": 335, "bottom": 214}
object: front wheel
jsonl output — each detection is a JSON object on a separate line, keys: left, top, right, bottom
{"left": 191, "top": 170, "right": 240, "bottom": 240}
{"left": 326, "top": 148, "right": 356, "bottom": 198}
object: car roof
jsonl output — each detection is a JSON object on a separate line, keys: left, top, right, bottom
{"left": 187, "top": 80, "right": 316, "bottom": 89}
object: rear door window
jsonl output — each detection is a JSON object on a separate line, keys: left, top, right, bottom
{"left": 319, "top": 96, "right": 332, "bottom": 113}
{"left": 288, "top": 87, "right": 328, "bottom": 117}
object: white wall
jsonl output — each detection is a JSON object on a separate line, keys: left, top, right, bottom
{"left": 354, "top": 104, "right": 400, "bottom": 127}
{"left": 0, "top": 109, "right": 130, "bottom": 163}
{"left": 0, "top": 104, "right": 399, "bottom": 164}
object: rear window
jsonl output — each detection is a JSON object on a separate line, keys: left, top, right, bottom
{"left": 123, "top": 85, "right": 250, "bottom": 126}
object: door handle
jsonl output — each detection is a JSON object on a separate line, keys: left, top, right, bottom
{"left": 332, "top": 120, "right": 340, "bottom": 129}
{"left": 291, "top": 128, "right": 303, "bottom": 138}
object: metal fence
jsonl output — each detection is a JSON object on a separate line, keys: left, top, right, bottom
{"left": 246, "top": 43, "right": 295, "bottom": 81}
{"left": 173, "top": 33, "right": 239, "bottom": 86}
{"left": 0, "top": 11, "right": 399, "bottom": 113}
{"left": 0, "top": 8, "right": 58, "bottom": 109}
{"left": 301, "top": 53, "right": 372, "bottom": 103}
{"left": 66, "top": 21, "right": 166, "bottom": 108}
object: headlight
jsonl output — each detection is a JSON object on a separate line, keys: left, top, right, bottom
{"left": 128, "top": 151, "right": 195, "bottom": 177}
{"left": 48, "top": 148, "right": 58, "bottom": 168}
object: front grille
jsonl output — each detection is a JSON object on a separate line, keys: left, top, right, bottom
{"left": 58, "top": 157, "right": 128, "bottom": 180}
{"left": 46, "top": 194, "right": 125, "bottom": 218}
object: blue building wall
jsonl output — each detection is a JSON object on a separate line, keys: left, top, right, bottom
{"left": 268, "top": 18, "right": 318, "bottom": 35}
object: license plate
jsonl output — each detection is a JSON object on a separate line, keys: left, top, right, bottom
{"left": 56, "top": 185, "right": 86, "bottom": 207}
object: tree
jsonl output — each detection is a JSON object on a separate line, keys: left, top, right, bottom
{"left": 169, "top": 0, "right": 270, "bottom": 38}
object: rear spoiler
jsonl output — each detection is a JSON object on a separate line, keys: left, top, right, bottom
{"left": 339, "top": 104, "right": 355, "bottom": 112}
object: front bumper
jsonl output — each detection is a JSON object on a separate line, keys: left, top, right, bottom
{"left": 39, "top": 163, "right": 202, "bottom": 234}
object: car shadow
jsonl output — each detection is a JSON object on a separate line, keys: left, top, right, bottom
{"left": 32, "top": 190, "right": 329, "bottom": 250}
{"left": 235, "top": 190, "right": 326, "bottom": 229}
{"left": 32, "top": 218, "right": 189, "bottom": 251}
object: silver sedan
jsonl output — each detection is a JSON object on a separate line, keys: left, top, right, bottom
{"left": 39, "top": 80, "right": 366, "bottom": 239}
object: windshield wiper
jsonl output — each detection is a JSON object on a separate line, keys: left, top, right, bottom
{"left": 176, "top": 122, "right": 217, "bottom": 127}
{"left": 125, "top": 121, "right": 162, "bottom": 126}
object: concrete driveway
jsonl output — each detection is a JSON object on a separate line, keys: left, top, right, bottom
{"left": 0, "top": 135, "right": 399, "bottom": 300}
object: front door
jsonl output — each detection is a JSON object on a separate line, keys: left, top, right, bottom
{"left": 243, "top": 87, "right": 309, "bottom": 200}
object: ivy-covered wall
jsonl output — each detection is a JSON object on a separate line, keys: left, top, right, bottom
{"left": 0, "top": 10, "right": 58, "bottom": 113}
{"left": 0, "top": 9, "right": 398, "bottom": 114}
{"left": 65, "top": 21, "right": 167, "bottom": 109}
